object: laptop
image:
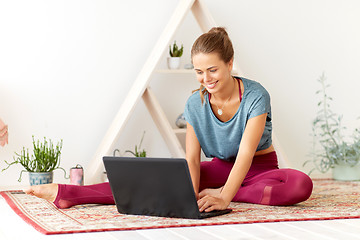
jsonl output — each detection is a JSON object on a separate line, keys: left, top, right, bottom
{"left": 103, "top": 156, "right": 232, "bottom": 219}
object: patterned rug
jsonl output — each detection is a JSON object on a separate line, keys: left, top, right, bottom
{"left": 1, "top": 179, "right": 359, "bottom": 235}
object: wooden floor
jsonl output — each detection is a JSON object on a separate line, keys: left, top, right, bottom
{"left": 1, "top": 196, "right": 360, "bottom": 240}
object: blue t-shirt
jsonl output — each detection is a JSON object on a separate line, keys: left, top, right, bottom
{"left": 183, "top": 77, "right": 272, "bottom": 161}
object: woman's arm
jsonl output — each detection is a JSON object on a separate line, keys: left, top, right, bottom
{"left": 185, "top": 122, "right": 202, "bottom": 198}
{"left": 198, "top": 113, "right": 267, "bottom": 212}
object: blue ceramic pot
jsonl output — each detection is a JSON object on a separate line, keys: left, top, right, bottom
{"left": 29, "top": 172, "right": 54, "bottom": 185}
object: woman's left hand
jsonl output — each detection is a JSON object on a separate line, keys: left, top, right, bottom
{"left": 197, "top": 195, "right": 230, "bottom": 212}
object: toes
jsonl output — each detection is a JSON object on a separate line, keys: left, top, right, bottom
{"left": 23, "top": 187, "right": 34, "bottom": 195}
{"left": 23, "top": 185, "right": 43, "bottom": 198}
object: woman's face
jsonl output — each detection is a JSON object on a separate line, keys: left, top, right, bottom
{"left": 192, "top": 52, "right": 233, "bottom": 95}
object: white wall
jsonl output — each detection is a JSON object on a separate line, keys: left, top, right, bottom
{"left": 1, "top": 0, "right": 359, "bottom": 187}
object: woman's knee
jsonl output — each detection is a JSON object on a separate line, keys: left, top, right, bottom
{"left": 293, "top": 170, "right": 313, "bottom": 200}
{"left": 274, "top": 169, "right": 313, "bottom": 205}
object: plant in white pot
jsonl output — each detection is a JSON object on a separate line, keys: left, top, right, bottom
{"left": 167, "top": 41, "right": 183, "bottom": 69}
{"left": 304, "top": 73, "right": 360, "bottom": 180}
{"left": 2, "top": 136, "right": 68, "bottom": 185}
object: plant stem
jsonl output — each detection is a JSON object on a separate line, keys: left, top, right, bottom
{"left": 320, "top": 75, "right": 339, "bottom": 148}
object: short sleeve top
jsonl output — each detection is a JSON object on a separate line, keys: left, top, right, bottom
{"left": 183, "top": 77, "right": 272, "bottom": 161}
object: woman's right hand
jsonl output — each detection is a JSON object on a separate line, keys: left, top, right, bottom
{"left": 197, "top": 191, "right": 230, "bottom": 212}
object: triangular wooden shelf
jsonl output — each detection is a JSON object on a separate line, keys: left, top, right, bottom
{"left": 85, "top": 0, "right": 289, "bottom": 184}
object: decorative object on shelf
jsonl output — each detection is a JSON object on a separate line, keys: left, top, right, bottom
{"left": 70, "top": 164, "right": 84, "bottom": 186}
{"left": 1, "top": 136, "right": 68, "bottom": 185}
{"left": 176, "top": 113, "right": 187, "bottom": 128}
{"left": 167, "top": 41, "right": 183, "bottom": 69}
{"left": 184, "top": 63, "right": 194, "bottom": 69}
{"left": 304, "top": 73, "right": 360, "bottom": 181}
{"left": 113, "top": 131, "right": 147, "bottom": 158}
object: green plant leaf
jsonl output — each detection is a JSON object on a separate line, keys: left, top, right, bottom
{"left": 2, "top": 136, "right": 66, "bottom": 181}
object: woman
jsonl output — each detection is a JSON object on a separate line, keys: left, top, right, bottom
{"left": 26, "top": 27, "right": 313, "bottom": 211}
{"left": 185, "top": 27, "right": 312, "bottom": 212}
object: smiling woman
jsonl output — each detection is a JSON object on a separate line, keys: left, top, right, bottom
{"left": 184, "top": 27, "right": 313, "bottom": 212}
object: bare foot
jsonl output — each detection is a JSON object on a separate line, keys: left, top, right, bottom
{"left": 24, "top": 183, "right": 59, "bottom": 202}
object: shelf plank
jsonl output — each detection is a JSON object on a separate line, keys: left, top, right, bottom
{"left": 173, "top": 128, "right": 187, "bottom": 134}
{"left": 155, "top": 69, "right": 195, "bottom": 74}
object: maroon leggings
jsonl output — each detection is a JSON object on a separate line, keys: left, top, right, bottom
{"left": 54, "top": 152, "right": 313, "bottom": 208}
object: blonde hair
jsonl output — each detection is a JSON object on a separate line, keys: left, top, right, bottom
{"left": 191, "top": 27, "right": 234, "bottom": 104}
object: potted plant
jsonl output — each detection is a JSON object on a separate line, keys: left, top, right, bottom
{"left": 2, "top": 136, "right": 68, "bottom": 185}
{"left": 125, "top": 131, "right": 147, "bottom": 157}
{"left": 106, "top": 132, "right": 147, "bottom": 182}
{"left": 113, "top": 131, "right": 147, "bottom": 158}
{"left": 304, "top": 73, "right": 360, "bottom": 180}
{"left": 167, "top": 41, "right": 183, "bottom": 69}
